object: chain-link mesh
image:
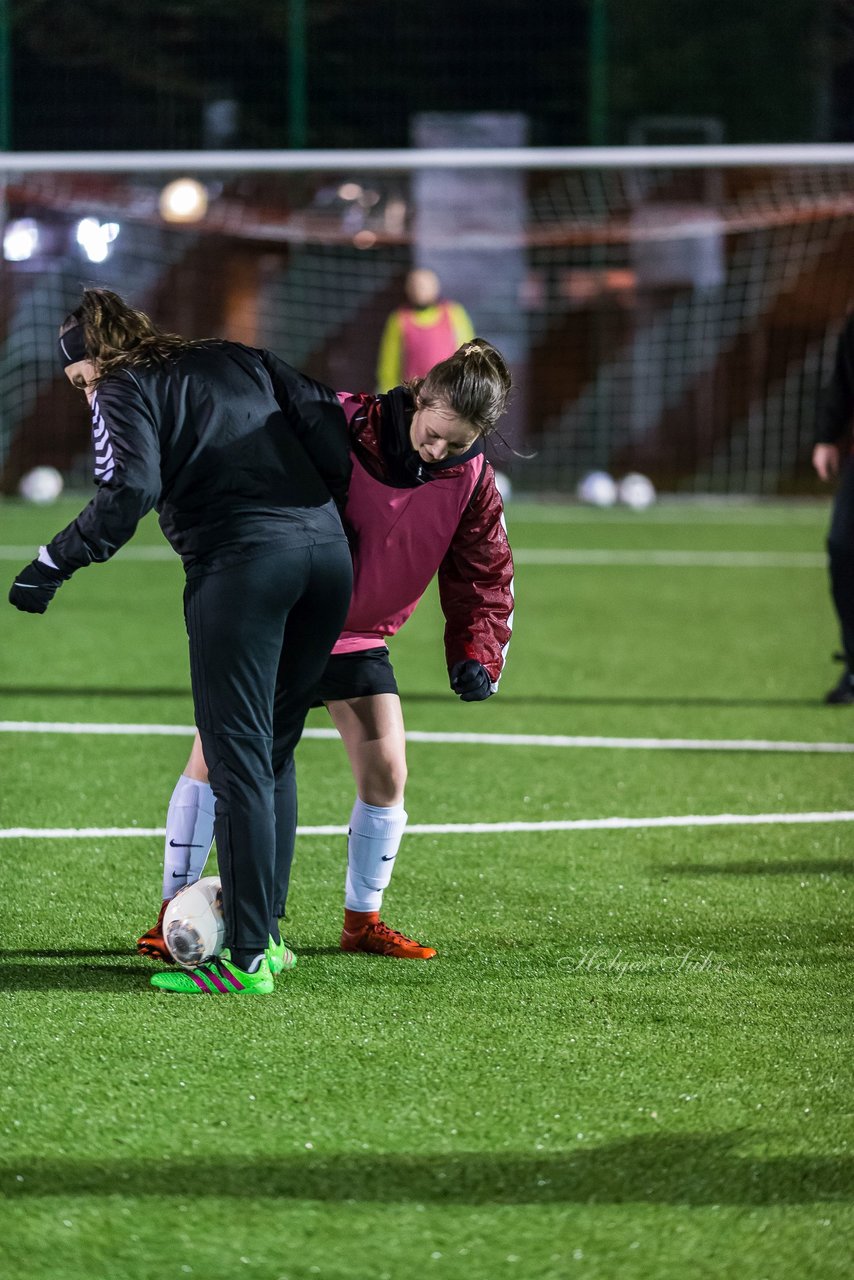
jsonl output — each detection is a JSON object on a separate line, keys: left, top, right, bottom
{"left": 2, "top": 156, "right": 853, "bottom": 495}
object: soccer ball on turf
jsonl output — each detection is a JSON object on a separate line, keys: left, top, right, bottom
{"left": 577, "top": 470, "right": 617, "bottom": 508}
{"left": 617, "top": 472, "right": 656, "bottom": 510}
{"left": 163, "top": 876, "right": 225, "bottom": 969}
{"left": 18, "top": 465, "right": 64, "bottom": 505}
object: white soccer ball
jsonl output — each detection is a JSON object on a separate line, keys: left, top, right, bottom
{"left": 18, "top": 465, "right": 64, "bottom": 505}
{"left": 577, "top": 470, "right": 617, "bottom": 508}
{"left": 494, "top": 469, "right": 513, "bottom": 502}
{"left": 163, "top": 876, "right": 225, "bottom": 969}
{"left": 617, "top": 472, "right": 656, "bottom": 511}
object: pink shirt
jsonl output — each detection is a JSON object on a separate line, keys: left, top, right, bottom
{"left": 331, "top": 435, "right": 483, "bottom": 654}
{"left": 399, "top": 302, "right": 458, "bottom": 381}
{"left": 329, "top": 389, "right": 513, "bottom": 686}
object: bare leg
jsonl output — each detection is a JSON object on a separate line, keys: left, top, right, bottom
{"left": 271, "top": 694, "right": 407, "bottom": 923}
{"left": 325, "top": 693, "right": 407, "bottom": 806}
{"left": 327, "top": 694, "right": 434, "bottom": 959}
{"left": 184, "top": 731, "right": 209, "bottom": 782}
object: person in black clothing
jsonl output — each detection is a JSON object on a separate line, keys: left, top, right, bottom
{"left": 8, "top": 288, "right": 354, "bottom": 994}
{"left": 814, "top": 311, "right": 854, "bottom": 704}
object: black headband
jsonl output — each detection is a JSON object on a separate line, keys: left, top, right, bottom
{"left": 58, "top": 324, "right": 89, "bottom": 368}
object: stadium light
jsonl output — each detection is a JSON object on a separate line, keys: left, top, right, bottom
{"left": 76, "top": 218, "right": 120, "bottom": 263}
{"left": 159, "top": 177, "right": 208, "bottom": 223}
{"left": 3, "top": 217, "right": 39, "bottom": 261}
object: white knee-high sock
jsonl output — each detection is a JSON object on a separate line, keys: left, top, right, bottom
{"left": 344, "top": 797, "right": 408, "bottom": 912}
{"left": 161, "top": 774, "right": 216, "bottom": 900}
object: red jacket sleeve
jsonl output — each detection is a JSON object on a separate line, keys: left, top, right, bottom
{"left": 336, "top": 392, "right": 386, "bottom": 477}
{"left": 438, "top": 460, "right": 514, "bottom": 689}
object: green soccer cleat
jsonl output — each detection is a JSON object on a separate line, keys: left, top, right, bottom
{"left": 150, "top": 950, "right": 274, "bottom": 995}
{"left": 266, "top": 934, "right": 297, "bottom": 975}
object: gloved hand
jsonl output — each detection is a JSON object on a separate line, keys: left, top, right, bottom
{"left": 450, "top": 659, "right": 493, "bottom": 702}
{"left": 9, "top": 559, "right": 67, "bottom": 614}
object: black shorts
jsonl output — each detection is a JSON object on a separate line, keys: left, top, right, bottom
{"left": 312, "top": 646, "right": 399, "bottom": 705}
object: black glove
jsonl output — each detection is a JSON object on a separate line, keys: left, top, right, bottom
{"left": 450, "top": 659, "right": 493, "bottom": 702}
{"left": 9, "top": 558, "right": 67, "bottom": 615}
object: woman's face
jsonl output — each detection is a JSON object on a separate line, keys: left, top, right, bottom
{"left": 410, "top": 400, "right": 478, "bottom": 464}
{"left": 64, "top": 359, "right": 98, "bottom": 405}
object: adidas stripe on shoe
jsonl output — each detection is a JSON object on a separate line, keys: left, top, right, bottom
{"left": 266, "top": 934, "right": 297, "bottom": 975}
{"left": 150, "top": 950, "right": 274, "bottom": 995}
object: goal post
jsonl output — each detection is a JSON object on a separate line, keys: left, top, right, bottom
{"left": 3, "top": 143, "right": 854, "bottom": 497}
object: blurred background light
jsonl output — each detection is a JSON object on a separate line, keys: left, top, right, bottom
{"left": 3, "top": 218, "right": 39, "bottom": 262}
{"left": 159, "top": 178, "right": 209, "bottom": 223}
{"left": 75, "top": 218, "right": 120, "bottom": 263}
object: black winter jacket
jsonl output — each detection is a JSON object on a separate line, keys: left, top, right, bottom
{"left": 47, "top": 342, "right": 351, "bottom": 576}
{"left": 817, "top": 315, "right": 854, "bottom": 447}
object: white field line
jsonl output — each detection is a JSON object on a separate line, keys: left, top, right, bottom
{"left": 1, "top": 721, "right": 853, "bottom": 755}
{"left": 509, "top": 506, "right": 828, "bottom": 527}
{"left": 0, "top": 720, "right": 198, "bottom": 736}
{"left": 400, "top": 732, "right": 854, "bottom": 754}
{"left": 512, "top": 549, "right": 824, "bottom": 568}
{"left": 0, "top": 545, "right": 179, "bottom": 562}
{"left": 0, "top": 545, "right": 825, "bottom": 568}
{"left": 4, "top": 811, "right": 854, "bottom": 839}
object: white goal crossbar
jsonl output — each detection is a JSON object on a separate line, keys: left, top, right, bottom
{"left": 2, "top": 143, "right": 854, "bottom": 175}
{"left": 4, "top": 143, "right": 854, "bottom": 496}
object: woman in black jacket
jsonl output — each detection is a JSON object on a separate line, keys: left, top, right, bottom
{"left": 9, "top": 288, "right": 354, "bottom": 995}
{"left": 814, "top": 311, "right": 854, "bottom": 703}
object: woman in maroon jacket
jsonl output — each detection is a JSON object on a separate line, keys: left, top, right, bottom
{"left": 139, "top": 339, "right": 514, "bottom": 965}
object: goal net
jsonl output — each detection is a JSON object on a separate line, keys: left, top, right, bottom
{"left": 2, "top": 145, "right": 854, "bottom": 497}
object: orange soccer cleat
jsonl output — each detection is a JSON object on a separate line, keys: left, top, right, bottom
{"left": 340, "top": 909, "right": 437, "bottom": 960}
{"left": 136, "top": 899, "right": 173, "bottom": 962}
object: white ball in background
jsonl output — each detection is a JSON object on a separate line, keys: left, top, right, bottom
{"left": 494, "top": 470, "right": 513, "bottom": 502}
{"left": 617, "top": 472, "right": 656, "bottom": 511}
{"left": 577, "top": 470, "right": 617, "bottom": 508}
{"left": 18, "top": 466, "right": 64, "bottom": 505}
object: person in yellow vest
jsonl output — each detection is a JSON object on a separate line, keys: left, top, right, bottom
{"left": 376, "top": 268, "right": 474, "bottom": 391}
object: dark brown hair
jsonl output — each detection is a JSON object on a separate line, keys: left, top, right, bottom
{"left": 409, "top": 338, "right": 511, "bottom": 437}
{"left": 60, "top": 288, "right": 202, "bottom": 381}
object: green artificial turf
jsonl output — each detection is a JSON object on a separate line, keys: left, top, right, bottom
{"left": 1, "top": 495, "right": 852, "bottom": 1279}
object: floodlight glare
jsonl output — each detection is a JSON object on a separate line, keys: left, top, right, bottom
{"left": 3, "top": 218, "right": 40, "bottom": 262}
{"left": 76, "top": 218, "right": 120, "bottom": 263}
{"left": 159, "top": 178, "right": 209, "bottom": 223}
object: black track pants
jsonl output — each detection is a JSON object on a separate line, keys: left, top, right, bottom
{"left": 828, "top": 455, "right": 854, "bottom": 668}
{"left": 184, "top": 539, "right": 353, "bottom": 953}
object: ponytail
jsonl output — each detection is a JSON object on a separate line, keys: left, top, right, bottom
{"left": 409, "top": 338, "right": 511, "bottom": 437}
{"left": 59, "top": 288, "right": 203, "bottom": 381}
